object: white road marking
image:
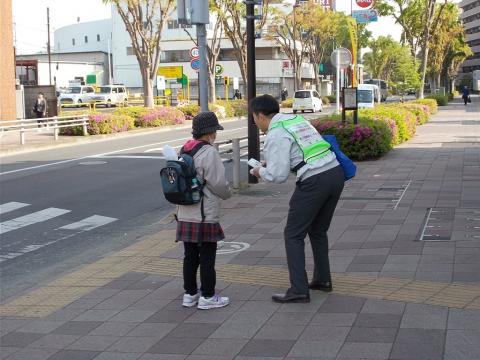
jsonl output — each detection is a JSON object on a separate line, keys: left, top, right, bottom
{"left": 92, "top": 155, "right": 166, "bottom": 160}
{"left": 0, "top": 126, "right": 248, "bottom": 176}
{"left": 58, "top": 215, "right": 117, "bottom": 231}
{"left": 0, "top": 208, "right": 71, "bottom": 235}
{"left": 0, "top": 202, "right": 30, "bottom": 215}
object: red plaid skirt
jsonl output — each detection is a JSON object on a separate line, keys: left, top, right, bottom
{"left": 176, "top": 221, "right": 225, "bottom": 243}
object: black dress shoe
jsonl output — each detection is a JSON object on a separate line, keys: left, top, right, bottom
{"left": 272, "top": 293, "right": 310, "bottom": 303}
{"left": 309, "top": 281, "right": 333, "bottom": 292}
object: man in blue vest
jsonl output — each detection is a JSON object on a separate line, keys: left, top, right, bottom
{"left": 250, "top": 94, "right": 345, "bottom": 303}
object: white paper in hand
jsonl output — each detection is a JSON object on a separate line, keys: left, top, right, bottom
{"left": 247, "top": 158, "right": 262, "bottom": 168}
{"left": 162, "top": 145, "right": 178, "bottom": 160}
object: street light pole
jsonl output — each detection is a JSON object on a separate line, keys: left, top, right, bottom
{"left": 292, "top": 3, "right": 299, "bottom": 92}
{"left": 246, "top": 0, "right": 260, "bottom": 184}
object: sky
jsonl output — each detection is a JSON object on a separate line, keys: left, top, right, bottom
{"left": 12, "top": 0, "right": 401, "bottom": 55}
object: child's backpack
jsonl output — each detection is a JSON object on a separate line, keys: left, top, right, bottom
{"left": 160, "top": 142, "right": 208, "bottom": 205}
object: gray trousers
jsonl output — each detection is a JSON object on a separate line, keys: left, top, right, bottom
{"left": 284, "top": 165, "right": 345, "bottom": 295}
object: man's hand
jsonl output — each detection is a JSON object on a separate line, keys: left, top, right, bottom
{"left": 250, "top": 166, "right": 262, "bottom": 178}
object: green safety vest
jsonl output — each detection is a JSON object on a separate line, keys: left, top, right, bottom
{"left": 270, "top": 115, "right": 332, "bottom": 168}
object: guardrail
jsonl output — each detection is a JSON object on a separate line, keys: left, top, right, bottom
{"left": 0, "top": 115, "right": 89, "bottom": 145}
{"left": 215, "top": 136, "right": 265, "bottom": 189}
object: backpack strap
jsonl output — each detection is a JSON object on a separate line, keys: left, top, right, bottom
{"left": 180, "top": 141, "right": 210, "bottom": 156}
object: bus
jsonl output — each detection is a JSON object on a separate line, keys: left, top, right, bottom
{"left": 364, "top": 79, "right": 388, "bottom": 101}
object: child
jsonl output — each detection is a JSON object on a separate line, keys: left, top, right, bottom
{"left": 176, "top": 111, "right": 231, "bottom": 309}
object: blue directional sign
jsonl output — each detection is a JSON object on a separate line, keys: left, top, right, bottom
{"left": 352, "top": 9, "right": 378, "bottom": 24}
{"left": 191, "top": 58, "right": 200, "bottom": 72}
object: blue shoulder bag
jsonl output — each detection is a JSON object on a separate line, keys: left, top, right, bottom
{"left": 322, "top": 135, "right": 356, "bottom": 181}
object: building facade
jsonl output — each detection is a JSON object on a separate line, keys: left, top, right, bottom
{"left": 460, "top": 0, "right": 480, "bottom": 73}
{"left": 0, "top": 0, "right": 16, "bottom": 122}
{"left": 54, "top": 19, "right": 112, "bottom": 54}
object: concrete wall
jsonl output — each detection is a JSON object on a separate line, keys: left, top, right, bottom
{"left": 54, "top": 19, "right": 111, "bottom": 53}
{"left": 0, "top": 0, "right": 16, "bottom": 122}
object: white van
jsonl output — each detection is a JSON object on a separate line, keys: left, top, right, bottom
{"left": 293, "top": 90, "right": 323, "bottom": 113}
{"left": 90, "top": 85, "right": 128, "bottom": 107}
{"left": 58, "top": 85, "right": 95, "bottom": 105}
{"left": 357, "top": 84, "right": 378, "bottom": 108}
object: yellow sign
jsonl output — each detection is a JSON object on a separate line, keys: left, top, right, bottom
{"left": 348, "top": 18, "right": 358, "bottom": 86}
{"left": 157, "top": 66, "right": 183, "bottom": 79}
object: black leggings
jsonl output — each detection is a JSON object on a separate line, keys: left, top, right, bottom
{"left": 183, "top": 242, "right": 217, "bottom": 298}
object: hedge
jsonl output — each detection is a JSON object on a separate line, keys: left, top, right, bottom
{"left": 281, "top": 98, "right": 293, "bottom": 108}
{"left": 59, "top": 113, "right": 135, "bottom": 136}
{"left": 113, "top": 106, "right": 149, "bottom": 120}
{"left": 425, "top": 94, "right": 448, "bottom": 106}
{"left": 410, "top": 98, "right": 438, "bottom": 114}
{"left": 136, "top": 107, "right": 185, "bottom": 127}
{"left": 177, "top": 104, "right": 200, "bottom": 120}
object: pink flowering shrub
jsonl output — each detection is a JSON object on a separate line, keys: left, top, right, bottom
{"left": 136, "top": 107, "right": 186, "bottom": 127}
{"left": 87, "top": 114, "right": 134, "bottom": 135}
{"left": 311, "top": 118, "right": 392, "bottom": 161}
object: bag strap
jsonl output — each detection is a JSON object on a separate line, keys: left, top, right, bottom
{"left": 180, "top": 141, "right": 210, "bottom": 156}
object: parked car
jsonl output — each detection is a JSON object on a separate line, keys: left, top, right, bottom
{"left": 90, "top": 85, "right": 128, "bottom": 107}
{"left": 357, "top": 84, "right": 378, "bottom": 108}
{"left": 293, "top": 90, "right": 323, "bottom": 113}
{"left": 58, "top": 86, "right": 95, "bottom": 105}
{"left": 406, "top": 88, "right": 416, "bottom": 95}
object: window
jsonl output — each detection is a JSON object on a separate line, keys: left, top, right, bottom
{"left": 160, "top": 50, "right": 190, "bottom": 62}
{"left": 358, "top": 90, "right": 373, "bottom": 103}
{"left": 118, "top": 87, "right": 125, "bottom": 93}
{"left": 72, "top": 38, "right": 75, "bottom": 46}
{"left": 84, "top": 35, "right": 88, "bottom": 43}
{"left": 167, "top": 19, "right": 179, "bottom": 29}
{"left": 97, "top": 34, "right": 100, "bottom": 42}
{"left": 295, "top": 91, "right": 311, "bottom": 99}
{"left": 126, "top": 46, "right": 135, "bottom": 56}
{"left": 313, "top": 91, "right": 320, "bottom": 98}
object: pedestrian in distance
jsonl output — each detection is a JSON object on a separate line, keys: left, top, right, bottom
{"left": 176, "top": 111, "right": 231, "bottom": 310}
{"left": 33, "top": 92, "right": 47, "bottom": 128}
{"left": 462, "top": 86, "right": 470, "bottom": 106}
{"left": 250, "top": 94, "right": 345, "bottom": 303}
{"left": 281, "top": 87, "right": 288, "bottom": 102}
{"left": 233, "top": 89, "right": 242, "bottom": 100}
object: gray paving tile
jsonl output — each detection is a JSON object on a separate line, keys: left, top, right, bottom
{"left": 66, "top": 336, "right": 120, "bottom": 351}
{"left": 354, "top": 313, "right": 402, "bottom": 328}
{"left": 138, "top": 355, "right": 186, "bottom": 360}
{"left": 45, "top": 308, "right": 86, "bottom": 322}
{"left": 146, "top": 337, "right": 204, "bottom": 355}
{"left": 360, "top": 299, "right": 405, "bottom": 315}
{"left": 167, "top": 323, "right": 219, "bottom": 339}
{"left": 226, "top": 311, "right": 271, "bottom": 325}
{"left": 191, "top": 338, "right": 247, "bottom": 357}
{"left": 237, "top": 301, "right": 280, "bottom": 314}
{"left": 351, "top": 255, "right": 388, "bottom": 264}
{"left": 73, "top": 310, "right": 120, "bottom": 322}
{"left": 27, "top": 334, "right": 80, "bottom": 349}
{"left": 145, "top": 310, "right": 193, "bottom": 323}
{"left": 0, "top": 332, "right": 43, "bottom": 347}
{"left": 400, "top": 304, "right": 448, "bottom": 329}
{"left": 4, "top": 348, "right": 57, "bottom": 360}
{"left": 390, "top": 341, "right": 443, "bottom": 360}
{"left": 51, "top": 321, "right": 103, "bottom": 336}
{"left": 209, "top": 322, "right": 263, "bottom": 339}
{"left": 107, "top": 337, "right": 161, "bottom": 353}
{"left": 0, "top": 319, "right": 30, "bottom": 333}
{"left": 108, "top": 309, "right": 157, "bottom": 323}
{"left": 448, "top": 309, "right": 480, "bottom": 330}
{"left": 444, "top": 330, "right": 480, "bottom": 360}
{"left": 346, "top": 327, "right": 397, "bottom": 343}
{"left": 92, "top": 353, "right": 141, "bottom": 360}
{"left": 266, "top": 312, "right": 314, "bottom": 326}
{"left": 347, "top": 263, "right": 384, "bottom": 272}
{"left": 254, "top": 324, "right": 305, "bottom": 340}
{"left": 238, "top": 339, "right": 295, "bottom": 358}
{"left": 46, "top": 350, "right": 99, "bottom": 360}
{"left": 318, "top": 295, "right": 366, "bottom": 314}
{"left": 126, "top": 323, "right": 177, "bottom": 338}
{"left": 0, "top": 347, "right": 18, "bottom": 359}
{"left": 298, "top": 326, "right": 350, "bottom": 342}
{"left": 337, "top": 342, "right": 392, "bottom": 359}
{"left": 287, "top": 340, "right": 343, "bottom": 358}
{"left": 395, "top": 328, "right": 445, "bottom": 346}
{"left": 310, "top": 313, "right": 357, "bottom": 327}
{"left": 88, "top": 322, "right": 137, "bottom": 337}
{"left": 16, "top": 320, "right": 65, "bottom": 334}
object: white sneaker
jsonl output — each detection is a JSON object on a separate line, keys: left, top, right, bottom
{"left": 182, "top": 293, "right": 200, "bottom": 308}
{"left": 197, "top": 295, "right": 230, "bottom": 310}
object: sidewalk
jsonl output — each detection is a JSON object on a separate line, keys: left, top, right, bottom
{"left": 0, "top": 98, "right": 479, "bottom": 360}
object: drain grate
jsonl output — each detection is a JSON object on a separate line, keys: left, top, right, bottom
{"left": 419, "top": 208, "right": 480, "bottom": 242}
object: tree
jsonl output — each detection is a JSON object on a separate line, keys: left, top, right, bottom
{"left": 375, "top": 0, "right": 448, "bottom": 98}
{"left": 106, "top": 0, "right": 175, "bottom": 108}
{"left": 212, "top": 0, "right": 271, "bottom": 91}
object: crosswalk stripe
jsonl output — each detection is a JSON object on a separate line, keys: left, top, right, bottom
{"left": 0, "top": 202, "right": 30, "bottom": 215}
{"left": 58, "top": 215, "right": 117, "bottom": 231}
{"left": 0, "top": 208, "right": 71, "bottom": 235}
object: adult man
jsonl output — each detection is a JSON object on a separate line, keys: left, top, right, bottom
{"left": 281, "top": 87, "right": 288, "bottom": 101}
{"left": 250, "top": 94, "right": 345, "bottom": 303}
{"left": 33, "top": 92, "right": 47, "bottom": 128}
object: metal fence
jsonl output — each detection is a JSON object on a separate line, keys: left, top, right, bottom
{"left": 0, "top": 115, "right": 89, "bottom": 145}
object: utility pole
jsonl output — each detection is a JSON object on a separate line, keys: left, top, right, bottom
{"left": 47, "top": 7, "right": 52, "bottom": 85}
{"left": 107, "top": 38, "right": 112, "bottom": 85}
{"left": 197, "top": 24, "right": 208, "bottom": 111}
{"left": 246, "top": 0, "right": 261, "bottom": 184}
{"left": 292, "top": 4, "right": 297, "bottom": 92}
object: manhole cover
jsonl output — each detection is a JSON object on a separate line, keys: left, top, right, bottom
{"left": 217, "top": 241, "right": 250, "bottom": 254}
{"left": 78, "top": 161, "right": 107, "bottom": 166}
{"left": 240, "top": 190, "right": 281, "bottom": 197}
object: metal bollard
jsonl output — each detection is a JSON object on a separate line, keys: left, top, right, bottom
{"left": 20, "top": 119, "right": 25, "bottom": 145}
{"left": 232, "top": 138, "right": 241, "bottom": 189}
{"left": 82, "top": 119, "right": 88, "bottom": 136}
{"left": 53, "top": 117, "right": 59, "bottom": 141}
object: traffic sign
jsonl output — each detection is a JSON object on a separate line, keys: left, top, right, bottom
{"left": 330, "top": 48, "right": 352, "bottom": 69}
{"left": 356, "top": 0, "right": 373, "bottom": 8}
{"left": 157, "top": 66, "right": 183, "bottom": 79}
{"left": 215, "top": 64, "right": 224, "bottom": 76}
{"left": 190, "top": 47, "right": 199, "bottom": 58}
{"left": 191, "top": 58, "right": 200, "bottom": 72}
